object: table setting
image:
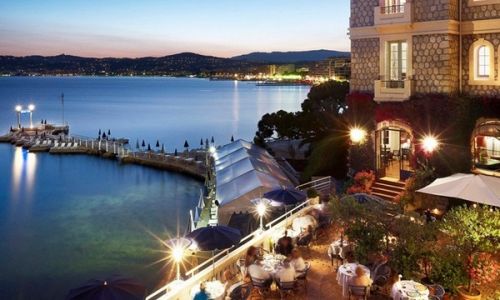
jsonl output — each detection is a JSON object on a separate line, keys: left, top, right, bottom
{"left": 336, "top": 262, "right": 370, "bottom": 296}
{"left": 391, "top": 280, "right": 430, "bottom": 300}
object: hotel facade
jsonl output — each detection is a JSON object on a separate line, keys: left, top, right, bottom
{"left": 349, "top": 0, "right": 500, "bottom": 182}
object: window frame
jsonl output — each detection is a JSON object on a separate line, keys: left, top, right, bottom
{"left": 468, "top": 39, "right": 496, "bottom": 85}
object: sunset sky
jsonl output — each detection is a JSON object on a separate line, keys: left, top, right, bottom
{"left": 0, "top": 0, "right": 350, "bottom": 58}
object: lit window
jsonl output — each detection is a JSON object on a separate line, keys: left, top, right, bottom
{"left": 477, "top": 46, "right": 490, "bottom": 77}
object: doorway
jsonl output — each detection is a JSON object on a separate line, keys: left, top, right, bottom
{"left": 375, "top": 125, "right": 413, "bottom": 181}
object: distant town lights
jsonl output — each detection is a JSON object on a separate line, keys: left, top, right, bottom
{"left": 422, "top": 135, "right": 439, "bottom": 153}
{"left": 349, "top": 127, "right": 367, "bottom": 144}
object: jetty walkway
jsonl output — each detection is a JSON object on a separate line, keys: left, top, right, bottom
{"left": 0, "top": 126, "right": 207, "bottom": 180}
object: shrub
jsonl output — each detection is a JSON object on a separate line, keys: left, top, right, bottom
{"left": 346, "top": 170, "right": 375, "bottom": 194}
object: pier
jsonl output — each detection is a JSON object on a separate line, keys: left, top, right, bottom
{"left": 0, "top": 124, "right": 207, "bottom": 180}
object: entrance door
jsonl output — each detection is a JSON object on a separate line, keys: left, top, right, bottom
{"left": 376, "top": 128, "right": 412, "bottom": 180}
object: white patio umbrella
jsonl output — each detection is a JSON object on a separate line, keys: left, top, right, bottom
{"left": 417, "top": 173, "right": 500, "bottom": 208}
{"left": 189, "top": 209, "right": 196, "bottom": 232}
{"left": 197, "top": 190, "right": 205, "bottom": 209}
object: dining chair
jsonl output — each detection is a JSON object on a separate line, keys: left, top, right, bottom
{"left": 295, "top": 261, "right": 311, "bottom": 292}
{"left": 250, "top": 277, "right": 269, "bottom": 296}
{"left": 277, "top": 280, "right": 296, "bottom": 299}
{"left": 348, "top": 285, "right": 370, "bottom": 300}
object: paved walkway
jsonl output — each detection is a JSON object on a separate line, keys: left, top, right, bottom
{"left": 248, "top": 227, "right": 390, "bottom": 299}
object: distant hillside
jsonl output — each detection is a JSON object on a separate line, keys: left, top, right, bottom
{"left": 231, "top": 49, "right": 350, "bottom": 63}
{"left": 0, "top": 52, "right": 261, "bottom": 76}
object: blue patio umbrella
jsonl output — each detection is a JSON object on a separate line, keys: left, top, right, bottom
{"left": 186, "top": 225, "right": 241, "bottom": 251}
{"left": 65, "top": 276, "right": 145, "bottom": 300}
{"left": 263, "top": 186, "right": 307, "bottom": 206}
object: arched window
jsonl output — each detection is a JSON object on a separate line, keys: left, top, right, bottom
{"left": 477, "top": 45, "right": 490, "bottom": 78}
{"left": 468, "top": 39, "right": 496, "bottom": 85}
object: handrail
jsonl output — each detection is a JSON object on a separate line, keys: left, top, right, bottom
{"left": 147, "top": 202, "right": 315, "bottom": 300}
{"left": 265, "top": 199, "right": 310, "bottom": 229}
{"left": 295, "top": 176, "right": 331, "bottom": 191}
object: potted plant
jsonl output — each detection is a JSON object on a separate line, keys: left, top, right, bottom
{"left": 440, "top": 205, "right": 500, "bottom": 300}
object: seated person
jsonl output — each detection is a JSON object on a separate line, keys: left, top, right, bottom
{"left": 349, "top": 266, "right": 373, "bottom": 287}
{"left": 244, "top": 246, "right": 258, "bottom": 267}
{"left": 223, "top": 269, "right": 247, "bottom": 300}
{"left": 275, "top": 231, "right": 294, "bottom": 256}
{"left": 296, "top": 225, "right": 314, "bottom": 246}
{"left": 247, "top": 258, "right": 272, "bottom": 287}
{"left": 290, "top": 248, "right": 306, "bottom": 272}
{"left": 275, "top": 259, "right": 296, "bottom": 283}
{"left": 193, "top": 282, "right": 209, "bottom": 300}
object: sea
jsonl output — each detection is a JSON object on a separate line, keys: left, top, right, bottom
{"left": 0, "top": 76, "right": 309, "bottom": 299}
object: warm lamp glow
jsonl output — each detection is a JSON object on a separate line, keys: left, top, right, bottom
{"left": 172, "top": 246, "right": 184, "bottom": 263}
{"left": 422, "top": 135, "right": 439, "bottom": 153}
{"left": 28, "top": 104, "right": 35, "bottom": 111}
{"left": 209, "top": 146, "right": 216, "bottom": 154}
{"left": 256, "top": 202, "right": 267, "bottom": 217}
{"left": 15, "top": 105, "right": 22, "bottom": 112}
{"left": 350, "top": 127, "right": 366, "bottom": 144}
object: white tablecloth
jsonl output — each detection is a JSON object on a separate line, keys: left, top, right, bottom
{"left": 191, "top": 280, "right": 225, "bottom": 300}
{"left": 391, "top": 280, "right": 430, "bottom": 300}
{"left": 262, "top": 253, "right": 286, "bottom": 276}
{"left": 328, "top": 239, "right": 350, "bottom": 260}
{"left": 336, "top": 263, "right": 370, "bottom": 296}
{"left": 292, "top": 215, "right": 318, "bottom": 232}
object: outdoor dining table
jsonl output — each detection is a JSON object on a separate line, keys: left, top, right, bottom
{"left": 336, "top": 263, "right": 370, "bottom": 296}
{"left": 391, "top": 280, "right": 430, "bottom": 300}
{"left": 261, "top": 253, "right": 287, "bottom": 276}
{"left": 328, "top": 239, "right": 350, "bottom": 260}
{"left": 190, "top": 280, "right": 226, "bottom": 300}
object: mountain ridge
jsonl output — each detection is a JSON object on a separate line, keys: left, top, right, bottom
{"left": 231, "top": 49, "right": 350, "bottom": 63}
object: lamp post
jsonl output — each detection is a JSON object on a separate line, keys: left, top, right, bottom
{"left": 28, "top": 104, "right": 35, "bottom": 128}
{"left": 256, "top": 201, "right": 267, "bottom": 231}
{"left": 15, "top": 105, "right": 22, "bottom": 128}
{"left": 348, "top": 127, "right": 367, "bottom": 175}
{"left": 166, "top": 237, "right": 191, "bottom": 281}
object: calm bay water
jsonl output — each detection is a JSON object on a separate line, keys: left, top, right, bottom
{"left": 0, "top": 77, "right": 308, "bottom": 299}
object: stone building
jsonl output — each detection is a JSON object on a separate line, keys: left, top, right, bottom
{"left": 348, "top": 0, "right": 500, "bottom": 186}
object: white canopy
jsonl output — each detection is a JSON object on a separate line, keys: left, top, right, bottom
{"left": 213, "top": 140, "right": 292, "bottom": 224}
{"left": 417, "top": 173, "right": 500, "bottom": 208}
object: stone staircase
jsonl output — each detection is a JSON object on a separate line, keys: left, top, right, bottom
{"left": 371, "top": 178, "right": 406, "bottom": 201}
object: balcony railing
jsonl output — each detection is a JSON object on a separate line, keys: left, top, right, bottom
{"left": 374, "top": 78, "right": 413, "bottom": 102}
{"left": 374, "top": 2, "right": 412, "bottom": 25}
{"left": 381, "top": 4, "right": 405, "bottom": 14}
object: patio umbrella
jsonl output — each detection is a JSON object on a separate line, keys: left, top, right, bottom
{"left": 417, "top": 173, "right": 500, "bottom": 208}
{"left": 65, "top": 276, "right": 145, "bottom": 300}
{"left": 263, "top": 186, "right": 307, "bottom": 206}
{"left": 186, "top": 225, "right": 241, "bottom": 251}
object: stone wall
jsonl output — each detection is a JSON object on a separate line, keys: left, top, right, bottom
{"left": 350, "top": 38, "right": 380, "bottom": 92}
{"left": 462, "top": 2, "right": 500, "bottom": 21}
{"left": 412, "top": 34, "right": 460, "bottom": 94}
{"left": 413, "top": 0, "right": 459, "bottom": 22}
{"left": 350, "top": 0, "right": 379, "bottom": 28}
{"left": 462, "top": 33, "right": 500, "bottom": 97}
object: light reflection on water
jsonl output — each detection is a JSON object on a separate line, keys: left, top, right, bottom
{"left": 0, "top": 77, "right": 308, "bottom": 299}
{"left": 11, "top": 146, "right": 37, "bottom": 203}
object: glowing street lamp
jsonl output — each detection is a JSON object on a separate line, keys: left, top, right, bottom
{"left": 15, "top": 105, "right": 22, "bottom": 128}
{"left": 422, "top": 135, "right": 439, "bottom": 154}
{"left": 349, "top": 127, "right": 367, "bottom": 144}
{"left": 256, "top": 201, "right": 267, "bottom": 230}
{"left": 166, "top": 237, "right": 191, "bottom": 281}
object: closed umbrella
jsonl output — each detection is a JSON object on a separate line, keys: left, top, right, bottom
{"left": 65, "top": 276, "right": 145, "bottom": 300}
